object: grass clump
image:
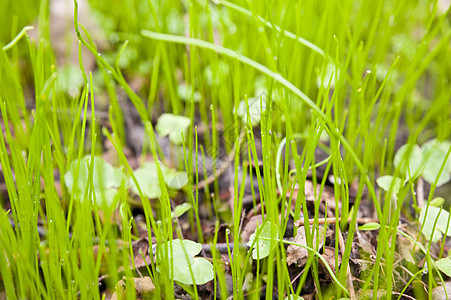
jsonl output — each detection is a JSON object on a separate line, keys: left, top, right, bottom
{"left": 0, "top": 0, "right": 450, "bottom": 299}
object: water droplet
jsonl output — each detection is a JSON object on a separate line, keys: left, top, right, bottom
{"left": 258, "top": 27, "right": 264, "bottom": 33}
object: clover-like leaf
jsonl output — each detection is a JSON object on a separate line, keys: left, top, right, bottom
{"left": 129, "top": 162, "right": 162, "bottom": 199}
{"left": 158, "top": 239, "right": 214, "bottom": 285}
{"left": 248, "top": 221, "right": 279, "bottom": 260}
{"left": 156, "top": 113, "right": 191, "bottom": 145}
{"left": 316, "top": 63, "right": 341, "bottom": 89}
{"left": 64, "top": 156, "right": 123, "bottom": 207}
{"left": 236, "top": 93, "right": 267, "bottom": 127}
{"left": 57, "top": 64, "right": 84, "bottom": 98}
{"left": 376, "top": 175, "right": 404, "bottom": 194}
{"left": 394, "top": 144, "right": 423, "bottom": 178}
{"left": 422, "top": 139, "right": 451, "bottom": 187}
{"left": 177, "top": 84, "right": 201, "bottom": 102}
{"left": 163, "top": 167, "right": 189, "bottom": 189}
{"left": 204, "top": 61, "right": 230, "bottom": 86}
{"left": 436, "top": 258, "right": 451, "bottom": 277}
{"left": 419, "top": 205, "right": 451, "bottom": 242}
{"left": 129, "top": 162, "right": 189, "bottom": 198}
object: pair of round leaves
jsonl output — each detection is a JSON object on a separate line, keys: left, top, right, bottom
{"left": 157, "top": 239, "right": 213, "bottom": 285}
{"left": 129, "top": 162, "right": 188, "bottom": 199}
{"left": 65, "top": 156, "right": 188, "bottom": 206}
{"left": 419, "top": 204, "right": 451, "bottom": 242}
{"left": 377, "top": 139, "right": 451, "bottom": 193}
{"left": 393, "top": 140, "right": 451, "bottom": 186}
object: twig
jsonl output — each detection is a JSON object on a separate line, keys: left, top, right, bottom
{"left": 294, "top": 217, "right": 378, "bottom": 227}
{"left": 391, "top": 291, "right": 416, "bottom": 300}
{"left": 195, "top": 129, "right": 246, "bottom": 190}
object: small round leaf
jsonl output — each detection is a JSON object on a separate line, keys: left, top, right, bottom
{"left": 394, "top": 144, "right": 423, "bottom": 178}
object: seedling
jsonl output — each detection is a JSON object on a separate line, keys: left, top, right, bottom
{"left": 358, "top": 222, "right": 381, "bottom": 231}
{"left": 155, "top": 113, "right": 191, "bottom": 145}
{"left": 393, "top": 143, "right": 424, "bottom": 179}
{"left": 247, "top": 221, "right": 279, "bottom": 260}
{"left": 236, "top": 92, "right": 268, "bottom": 127}
{"left": 177, "top": 84, "right": 201, "bottom": 102}
{"left": 157, "top": 239, "right": 214, "bottom": 285}
{"left": 376, "top": 175, "right": 404, "bottom": 194}
{"left": 64, "top": 155, "right": 124, "bottom": 207}
{"left": 421, "top": 139, "right": 451, "bottom": 186}
{"left": 419, "top": 202, "right": 451, "bottom": 242}
{"left": 1, "top": 0, "right": 450, "bottom": 298}
{"left": 377, "top": 139, "right": 451, "bottom": 193}
{"left": 203, "top": 61, "right": 230, "bottom": 86}
{"left": 316, "top": 62, "right": 340, "bottom": 89}
{"left": 129, "top": 161, "right": 188, "bottom": 198}
{"left": 435, "top": 257, "right": 451, "bottom": 277}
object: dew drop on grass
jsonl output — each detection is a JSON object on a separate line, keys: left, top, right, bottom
{"left": 258, "top": 27, "right": 264, "bottom": 33}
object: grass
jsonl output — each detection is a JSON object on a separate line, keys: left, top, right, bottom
{"left": 0, "top": 0, "right": 450, "bottom": 299}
